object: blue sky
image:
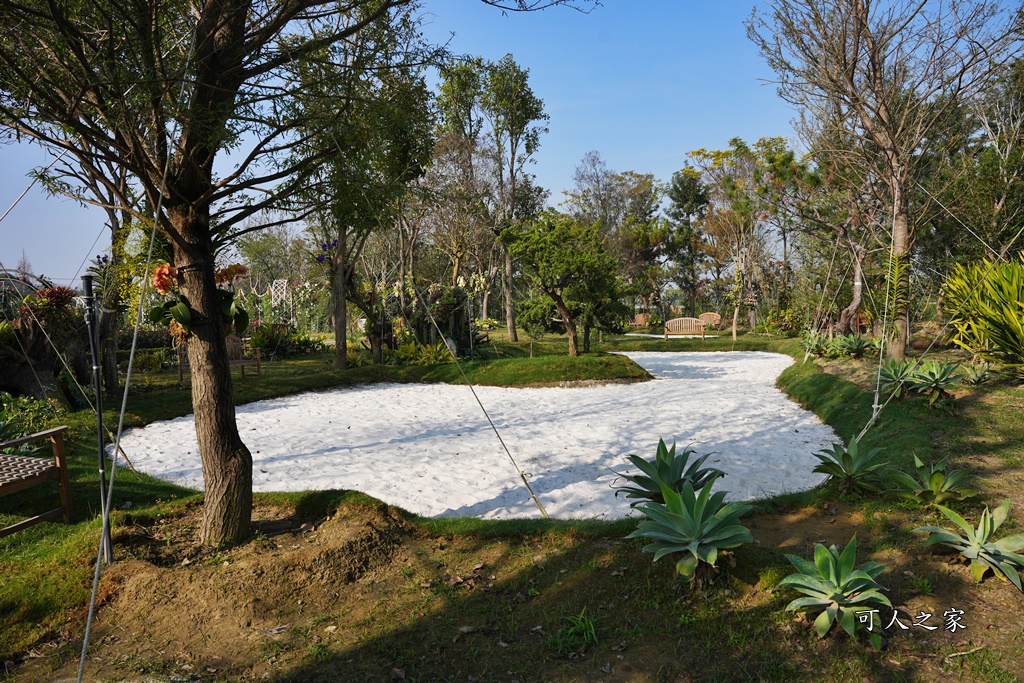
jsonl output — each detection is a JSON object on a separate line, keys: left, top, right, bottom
{"left": 0, "top": 1, "right": 797, "bottom": 282}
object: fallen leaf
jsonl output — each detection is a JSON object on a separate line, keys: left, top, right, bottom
{"left": 324, "top": 625, "right": 337, "bottom": 633}
{"left": 473, "top": 563, "right": 485, "bottom": 570}
{"left": 458, "top": 626, "right": 477, "bottom": 634}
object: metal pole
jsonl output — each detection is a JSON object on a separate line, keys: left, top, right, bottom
{"left": 82, "top": 275, "right": 113, "bottom": 564}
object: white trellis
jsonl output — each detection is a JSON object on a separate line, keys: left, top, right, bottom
{"left": 269, "top": 279, "right": 295, "bottom": 325}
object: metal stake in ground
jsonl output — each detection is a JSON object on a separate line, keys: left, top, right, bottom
{"left": 82, "top": 275, "right": 113, "bottom": 564}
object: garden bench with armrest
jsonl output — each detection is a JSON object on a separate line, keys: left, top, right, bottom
{"left": 0, "top": 426, "right": 73, "bottom": 538}
{"left": 177, "top": 334, "right": 262, "bottom": 381}
{"left": 698, "top": 312, "right": 722, "bottom": 330}
{"left": 629, "top": 313, "right": 652, "bottom": 328}
{"left": 663, "top": 317, "right": 706, "bottom": 340}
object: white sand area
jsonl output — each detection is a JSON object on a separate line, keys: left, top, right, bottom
{"left": 114, "top": 352, "right": 836, "bottom": 519}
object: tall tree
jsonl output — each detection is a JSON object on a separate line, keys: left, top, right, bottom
{"left": 481, "top": 54, "right": 549, "bottom": 342}
{"left": 748, "top": 0, "right": 1018, "bottom": 358}
{"left": 665, "top": 167, "right": 710, "bottom": 316}
{"left": 506, "top": 210, "right": 615, "bottom": 357}
{"left": 0, "top": 0, "right": 593, "bottom": 545}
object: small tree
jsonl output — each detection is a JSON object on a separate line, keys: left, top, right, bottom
{"left": 505, "top": 210, "right": 616, "bottom": 357}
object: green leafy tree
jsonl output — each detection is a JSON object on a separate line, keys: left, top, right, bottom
{"left": 0, "top": 0, "right": 593, "bottom": 545}
{"left": 748, "top": 0, "right": 1018, "bottom": 359}
{"left": 481, "top": 54, "right": 549, "bottom": 342}
{"left": 665, "top": 167, "right": 710, "bottom": 316}
{"left": 506, "top": 210, "right": 616, "bottom": 356}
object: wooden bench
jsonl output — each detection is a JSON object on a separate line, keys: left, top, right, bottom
{"left": 629, "top": 313, "right": 652, "bottom": 328}
{"left": 664, "top": 317, "right": 706, "bottom": 340}
{"left": 0, "top": 426, "right": 73, "bottom": 538}
{"left": 177, "top": 334, "right": 262, "bottom": 381}
{"left": 698, "top": 312, "right": 722, "bottom": 330}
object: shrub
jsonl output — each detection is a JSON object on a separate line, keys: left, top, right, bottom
{"left": 779, "top": 535, "right": 890, "bottom": 642}
{"left": 613, "top": 438, "right": 725, "bottom": 506}
{"left": 906, "top": 360, "right": 963, "bottom": 408}
{"left": 915, "top": 502, "right": 1024, "bottom": 591}
{"left": 812, "top": 437, "right": 886, "bottom": 495}
{"left": 117, "top": 328, "right": 173, "bottom": 350}
{"left": 943, "top": 256, "right": 1024, "bottom": 370}
{"left": 885, "top": 455, "right": 978, "bottom": 506}
{"left": 626, "top": 476, "right": 752, "bottom": 585}
{"left": 419, "top": 342, "right": 453, "bottom": 365}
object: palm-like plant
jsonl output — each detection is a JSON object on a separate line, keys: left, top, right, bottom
{"left": 914, "top": 501, "right": 1024, "bottom": 591}
{"left": 878, "top": 357, "right": 915, "bottom": 399}
{"left": 626, "top": 476, "right": 752, "bottom": 585}
{"left": 812, "top": 437, "right": 887, "bottom": 494}
{"left": 885, "top": 456, "right": 978, "bottom": 506}
{"left": 613, "top": 438, "right": 725, "bottom": 506}
{"left": 780, "top": 535, "right": 890, "bottom": 639}
{"left": 907, "top": 360, "right": 963, "bottom": 407}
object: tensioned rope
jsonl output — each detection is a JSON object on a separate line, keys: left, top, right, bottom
{"left": 0, "top": 264, "right": 140, "bottom": 471}
{"left": 75, "top": 22, "right": 200, "bottom": 683}
{"left": 856, "top": 195, "right": 1024, "bottom": 442}
{"left": 413, "top": 286, "right": 549, "bottom": 518}
{"left": 318, "top": 98, "right": 549, "bottom": 517}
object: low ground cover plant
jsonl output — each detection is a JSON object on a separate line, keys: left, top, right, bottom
{"left": 885, "top": 455, "right": 978, "bottom": 506}
{"left": 779, "top": 535, "right": 890, "bottom": 644}
{"left": 915, "top": 501, "right": 1024, "bottom": 591}
{"left": 906, "top": 360, "right": 963, "bottom": 407}
{"left": 612, "top": 438, "right": 724, "bottom": 506}
{"left": 812, "top": 437, "right": 886, "bottom": 494}
{"left": 626, "top": 476, "right": 752, "bottom": 585}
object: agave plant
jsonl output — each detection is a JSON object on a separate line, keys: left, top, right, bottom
{"left": 835, "top": 334, "right": 870, "bottom": 359}
{"left": 779, "top": 535, "right": 890, "bottom": 639}
{"left": 885, "top": 456, "right": 978, "bottom": 506}
{"left": 878, "top": 357, "right": 915, "bottom": 399}
{"left": 613, "top": 438, "right": 725, "bottom": 506}
{"left": 801, "top": 331, "right": 829, "bottom": 361}
{"left": 626, "top": 476, "right": 752, "bottom": 584}
{"left": 961, "top": 363, "right": 991, "bottom": 386}
{"left": 915, "top": 502, "right": 1024, "bottom": 591}
{"left": 907, "top": 360, "right": 964, "bottom": 407}
{"left": 812, "top": 437, "right": 887, "bottom": 494}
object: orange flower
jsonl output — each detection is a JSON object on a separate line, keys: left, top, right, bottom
{"left": 151, "top": 264, "right": 177, "bottom": 295}
{"left": 215, "top": 263, "right": 249, "bottom": 285}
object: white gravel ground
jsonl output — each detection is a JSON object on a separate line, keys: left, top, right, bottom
{"left": 114, "top": 351, "right": 837, "bottom": 519}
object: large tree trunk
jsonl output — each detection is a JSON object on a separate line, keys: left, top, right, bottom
{"left": 890, "top": 178, "right": 910, "bottom": 361}
{"left": 174, "top": 244, "right": 252, "bottom": 546}
{"left": 504, "top": 247, "right": 518, "bottom": 342}
{"left": 550, "top": 293, "right": 578, "bottom": 357}
{"left": 838, "top": 243, "right": 866, "bottom": 336}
